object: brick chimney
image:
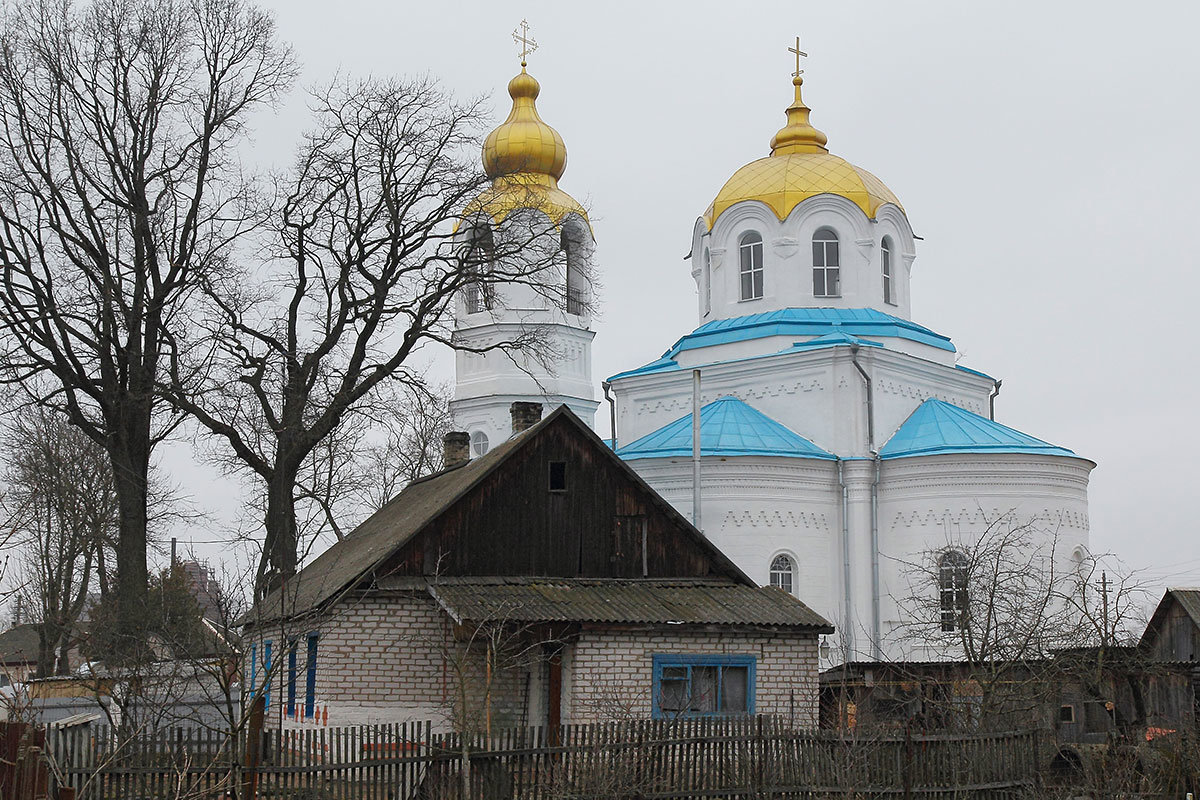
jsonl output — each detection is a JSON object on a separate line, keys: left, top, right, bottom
{"left": 510, "top": 402, "right": 543, "bottom": 434}
{"left": 443, "top": 431, "right": 470, "bottom": 468}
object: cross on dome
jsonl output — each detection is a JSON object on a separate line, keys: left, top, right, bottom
{"left": 512, "top": 19, "right": 538, "bottom": 67}
{"left": 789, "top": 36, "right": 807, "bottom": 78}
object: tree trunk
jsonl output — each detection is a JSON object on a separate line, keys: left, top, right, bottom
{"left": 258, "top": 460, "right": 300, "bottom": 600}
{"left": 108, "top": 420, "right": 151, "bottom": 663}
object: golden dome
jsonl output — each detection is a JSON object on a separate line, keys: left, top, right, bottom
{"left": 703, "top": 75, "right": 903, "bottom": 228}
{"left": 462, "top": 67, "right": 588, "bottom": 230}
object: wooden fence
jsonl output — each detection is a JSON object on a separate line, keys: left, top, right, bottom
{"left": 49, "top": 716, "right": 1042, "bottom": 799}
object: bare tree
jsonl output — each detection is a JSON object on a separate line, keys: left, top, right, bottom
{"left": 0, "top": 0, "right": 294, "bottom": 658}
{"left": 2, "top": 406, "right": 116, "bottom": 676}
{"left": 164, "top": 76, "right": 582, "bottom": 598}
{"left": 895, "top": 510, "right": 1150, "bottom": 730}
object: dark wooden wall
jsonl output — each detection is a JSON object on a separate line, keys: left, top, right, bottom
{"left": 380, "top": 415, "right": 739, "bottom": 581}
{"left": 1147, "top": 602, "right": 1200, "bottom": 663}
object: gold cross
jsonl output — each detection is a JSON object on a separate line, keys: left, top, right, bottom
{"left": 789, "top": 36, "right": 807, "bottom": 78}
{"left": 513, "top": 19, "right": 538, "bottom": 66}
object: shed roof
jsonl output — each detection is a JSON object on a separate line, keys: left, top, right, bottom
{"left": 617, "top": 396, "right": 834, "bottom": 461}
{"left": 253, "top": 406, "right": 752, "bottom": 623}
{"left": 428, "top": 577, "right": 832, "bottom": 631}
{"left": 0, "top": 623, "right": 39, "bottom": 665}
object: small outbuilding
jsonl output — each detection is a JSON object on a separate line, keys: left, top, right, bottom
{"left": 246, "top": 403, "right": 831, "bottom": 732}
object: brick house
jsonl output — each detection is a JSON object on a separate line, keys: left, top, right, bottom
{"left": 246, "top": 404, "right": 831, "bottom": 732}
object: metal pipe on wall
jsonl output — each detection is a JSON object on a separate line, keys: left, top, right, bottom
{"left": 692, "top": 369, "right": 702, "bottom": 533}
{"left": 850, "top": 344, "right": 882, "bottom": 659}
{"left": 602, "top": 380, "right": 617, "bottom": 451}
{"left": 838, "top": 458, "right": 852, "bottom": 662}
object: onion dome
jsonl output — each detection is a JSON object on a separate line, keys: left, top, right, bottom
{"left": 703, "top": 74, "right": 902, "bottom": 229}
{"left": 462, "top": 67, "right": 588, "bottom": 230}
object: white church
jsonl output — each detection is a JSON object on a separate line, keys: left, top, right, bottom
{"left": 450, "top": 49, "right": 1094, "bottom": 667}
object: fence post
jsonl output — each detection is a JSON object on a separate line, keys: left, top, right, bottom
{"left": 902, "top": 722, "right": 913, "bottom": 800}
{"left": 242, "top": 695, "right": 265, "bottom": 800}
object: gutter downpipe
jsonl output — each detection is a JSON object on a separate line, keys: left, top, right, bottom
{"left": 850, "top": 345, "right": 882, "bottom": 661}
{"left": 692, "top": 369, "right": 702, "bottom": 533}
{"left": 989, "top": 379, "right": 1003, "bottom": 421}
{"left": 838, "top": 458, "right": 852, "bottom": 663}
{"left": 602, "top": 381, "right": 616, "bottom": 451}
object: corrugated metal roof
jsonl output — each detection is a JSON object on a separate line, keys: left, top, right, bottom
{"left": 617, "top": 396, "right": 834, "bottom": 461}
{"left": 879, "top": 398, "right": 1081, "bottom": 460}
{"left": 428, "top": 577, "right": 832, "bottom": 631}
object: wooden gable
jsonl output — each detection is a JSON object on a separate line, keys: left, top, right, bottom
{"left": 1142, "top": 591, "right": 1200, "bottom": 663}
{"left": 377, "top": 410, "right": 744, "bottom": 582}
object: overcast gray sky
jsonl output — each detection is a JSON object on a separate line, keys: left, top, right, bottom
{"left": 157, "top": 1, "right": 1200, "bottom": 596}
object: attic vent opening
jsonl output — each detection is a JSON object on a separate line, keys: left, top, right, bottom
{"left": 548, "top": 461, "right": 567, "bottom": 492}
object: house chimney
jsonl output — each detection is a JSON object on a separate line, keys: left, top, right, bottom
{"left": 510, "top": 402, "right": 543, "bottom": 434}
{"left": 443, "top": 431, "right": 470, "bottom": 468}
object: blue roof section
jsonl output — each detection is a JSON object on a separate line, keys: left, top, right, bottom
{"left": 607, "top": 308, "right": 955, "bottom": 382}
{"left": 879, "top": 398, "right": 1078, "bottom": 460}
{"left": 617, "top": 396, "right": 836, "bottom": 461}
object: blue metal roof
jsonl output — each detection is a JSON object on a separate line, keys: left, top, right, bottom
{"left": 616, "top": 396, "right": 835, "bottom": 461}
{"left": 879, "top": 398, "right": 1078, "bottom": 460}
{"left": 607, "top": 308, "right": 955, "bottom": 382}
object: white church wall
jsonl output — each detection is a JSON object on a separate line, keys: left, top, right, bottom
{"left": 873, "top": 453, "right": 1094, "bottom": 661}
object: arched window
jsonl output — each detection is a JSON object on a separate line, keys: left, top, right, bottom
{"left": 881, "top": 236, "right": 894, "bottom": 305}
{"left": 769, "top": 554, "right": 795, "bottom": 595}
{"left": 702, "top": 248, "right": 712, "bottom": 315}
{"left": 562, "top": 228, "right": 585, "bottom": 315}
{"left": 812, "top": 229, "right": 840, "bottom": 298}
{"left": 739, "top": 232, "right": 763, "bottom": 301}
{"left": 938, "top": 550, "right": 969, "bottom": 632}
{"left": 471, "top": 431, "right": 490, "bottom": 457}
{"left": 464, "top": 225, "right": 495, "bottom": 313}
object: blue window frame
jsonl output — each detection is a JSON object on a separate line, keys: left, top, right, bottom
{"left": 304, "top": 632, "right": 319, "bottom": 719}
{"left": 263, "top": 641, "right": 273, "bottom": 711}
{"left": 286, "top": 637, "right": 298, "bottom": 717}
{"left": 651, "top": 654, "right": 756, "bottom": 719}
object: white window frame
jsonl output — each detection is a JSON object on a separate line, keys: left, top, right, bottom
{"left": 812, "top": 229, "right": 841, "bottom": 298}
{"left": 739, "top": 233, "right": 764, "bottom": 301}
{"left": 881, "top": 237, "right": 895, "bottom": 305}
{"left": 769, "top": 553, "right": 795, "bottom": 596}
{"left": 939, "top": 550, "right": 969, "bottom": 632}
{"left": 471, "top": 431, "right": 489, "bottom": 457}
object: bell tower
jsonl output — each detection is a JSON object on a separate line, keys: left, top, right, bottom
{"left": 449, "top": 25, "right": 598, "bottom": 457}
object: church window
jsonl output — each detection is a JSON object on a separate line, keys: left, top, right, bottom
{"left": 812, "top": 229, "right": 840, "bottom": 297}
{"left": 881, "top": 237, "right": 895, "bottom": 305}
{"left": 464, "top": 225, "right": 495, "bottom": 313}
{"left": 769, "top": 554, "right": 795, "bottom": 595}
{"left": 739, "top": 232, "right": 764, "bottom": 300}
{"left": 471, "top": 431, "right": 489, "bottom": 457}
{"left": 562, "top": 228, "right": 585, "bottom": 315}
{"left": 703, "top": 248, "right": 712, "bottom": 315}
{"left": 938, "top": 550, "right": 969, "bottom": 632}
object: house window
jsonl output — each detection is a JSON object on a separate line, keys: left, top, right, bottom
{"left": 548, "top": 461, "right": 567, "bottom": 492}
{"left": 812, "top": 229, "right": 840, "bottom": 297}
{"left": 652, "top": 654, "right": 756, "bottom": 718}
{"left": 881, "top": 237, "right": 894, "bottom": 305}
{"left": 286, "top": 638, "right": 297, "bottom": 717}
{"left": 304, "top": 632, "right": 319, "bottom": 719}
{"left": 248, "top": 642, "right": 258, "bottom": 698}
{"left": 939, "top": 550, "right": 969, "bottom": 632}
{"left": 739, "top": 232, "right": 764, "bottom": 301}
{"left": 471, "top": 431, "right": 489, "bottom": 457}
{"left": 702, "top": 248, "right": 712, "bottom": 315}
{"left": 769, "top": 554, "right": 795, "bottom": 595}
{"left": 1059, "top": 704, "right": 1076, "bottom": 724}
